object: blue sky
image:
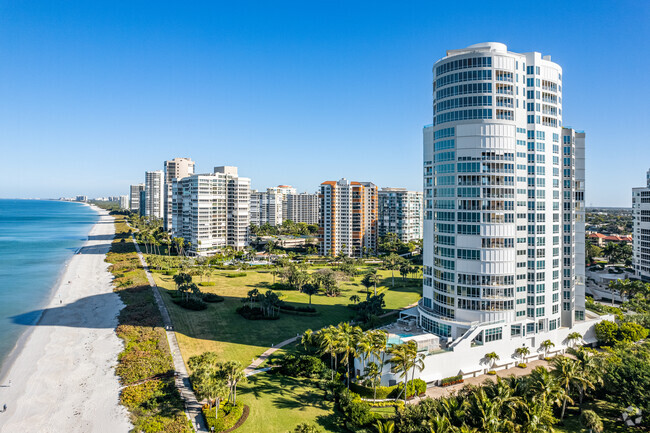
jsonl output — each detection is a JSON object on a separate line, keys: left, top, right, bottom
{"left": 0, "top": 1, "right": 648, "bottom": 206}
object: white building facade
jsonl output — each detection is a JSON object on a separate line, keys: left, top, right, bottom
{"left": 632, "top": 169, "right": 650, "bottom": 282}
{"left": 285, "top": 192, "right": 320, "bottom": 225}
{"left": 144, "top": 171, "right": 164, "bottom": 219}
{"left": 378, "top": 188, "right": 423, "bottom": 243}
{"left": 357, "top": 43, "right": 604, "bottom": 386}
{"left": 250, "top": 191, "right": 284, "bottom": 227}
{"left": 164, "top": 157, "right": 195, "bottom": 231}
{"left": 171, "top": 166, "right": 250, "bottom": 255}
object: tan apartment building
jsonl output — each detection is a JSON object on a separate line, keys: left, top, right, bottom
{"left": 319, "top": 178, "right": 377, "bottom": 257}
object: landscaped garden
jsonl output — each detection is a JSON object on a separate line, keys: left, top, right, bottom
{"left": 151, "top": 266, "right": 422, "bottom": 367}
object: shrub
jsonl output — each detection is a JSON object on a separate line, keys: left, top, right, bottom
{"left": 269, "top": 282, "right": 293, "bottom": 291}
{"left": 163, "top": 270, "right": 177, "bottom": 276}
{"left": 440, "top": 375, "right": 463, "bottom": 386}
{"left": 338, "top": 389, "right": 374, "bottom": 428}
{"left": 517, "top": 363, "right": 527, "bottom": 368}
{"left": 279, "top": 304, "right": 317, "bottom": 313}
{"left": 224, "top": 272, "right": 247, "bottom": 278}
{"left": 277, "top": 354, "right": 326, "bottom": 378}
{"left": 199, "top": 282, "right": 216, "bottom": 286}
{"left": 202, "top": 293, "right": 224, "bottom": 303}
{"left": 202, "top": 401, "right": 245, "bottom": 432}
{"left": 487, "top": 370, "right": 497, "bottom": 375}
{"left": 236, "top": 305, "right": 280, "bottom": 320}
{"left": 172, "top": 298, "right": 207, "bottom": 311}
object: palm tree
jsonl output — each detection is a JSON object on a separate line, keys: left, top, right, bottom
{"left": 317, "top": 326, "right": 339, "bottom": 379}
{"left": 521, "top": 397, "right": 557, "bottom": 433}
{"left": 566, "top": 331, "right": 583, "bottom": 349}
{"left": 428, "top": 414, "right": 452, "bottom": 433}
{"left": 540, "top": 339, "right": 555, "bottom": 359}
{"left": 388, "top": 342, "right": 416, "bottom": 403}
{"left": 382, "top": 253, "right": 401, "bottom": 287}
{"left": 356, "top": 333, "right": 373, "bottom": 373}
{"left": 302, "top": 283, "right": 319, "bottom": 307}
{"left": 337, "top": 323, "right": 363, "bottom": 388}
{"left": 364, "top": 361, "right": 382, "bottom": 400}
{"left": 362, "top": 269, "right": 379, "bottom": 296}
{"left": 349, "top": 294, "right": 361, "bottom": 304}
{"left": 526, "top": 366, "right": 565, "bottom": 410}
{"left": 301, "top": 329, "right": 314, "bottom": 351}
{"left": 188, "top": 352, "right": 229, "bottom": 421}
{"left": 515, "top": 346, "right": 530, "bottom": 365}
{"left": 369, "top": 329, "right": 388, "bottom": 376}
{"left": 567, "top": 348, "right": 599, "bottom": 408}
{"left": 484, "top": 352, "right": 500, "bottom": 371}
{"left": 551, "top": 356, "right": 577, "bottom": 420}
{"left": 222, "top": 360, "right": 246, "bottom": 405}
{"left": 374, "top": 420, "right": 395, "bottom": 433}
{"left": 466, "top": 387, "right": 512, "bottom": 433}
{"left": 399, "top": 262, "right": 410, "bottom": 285}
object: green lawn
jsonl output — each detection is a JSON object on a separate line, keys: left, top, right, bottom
{"left": 236, "top": 373, "right": 341, "bottom": 433}
{"left": 152, "top": 267, "right": 421, "bottom": 366}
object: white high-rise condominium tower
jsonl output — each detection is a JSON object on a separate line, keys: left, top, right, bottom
{"left": 164, "top": 157, "right": 195, "bottom": 231}
{"left": 285, "top": 192, "right": 320, "bottom": 225}
{"left": 632, "top": 169, "right": 650, "bottom": 282}
{"left": 172, "top": 166, "right": 250, "bottom": 255}
{"left": 144, "top": 171, "right": 164, "bottom": 219}
{"left": 417, "top": 42, "right": 593, "bottom": 362}
{"left": 378, "top": 188, "right": 424, "bottom": 243}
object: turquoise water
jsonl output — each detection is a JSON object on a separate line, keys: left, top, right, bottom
{"left": 387, "top": 333, "right": 416, "bottom": 346}
{"left": 0, "top": 199, "right": 98, "bottom": 369}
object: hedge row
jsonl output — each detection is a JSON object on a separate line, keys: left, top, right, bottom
{"left": 440, "top": 375, "right": 463, "bottom": 386}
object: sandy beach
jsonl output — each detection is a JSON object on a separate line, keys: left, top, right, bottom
{"left": 0, "top": 206, "right": 131, "bottom": 433}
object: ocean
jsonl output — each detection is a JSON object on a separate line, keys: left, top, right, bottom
{"left": 0, "top": 199, "right": 99, "bottom": 369}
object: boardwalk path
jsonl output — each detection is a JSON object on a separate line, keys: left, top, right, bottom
{"left": 132, "top": 238, "right": 209, "bottom": 432}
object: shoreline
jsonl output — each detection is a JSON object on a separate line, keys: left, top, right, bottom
{"left": 0, "top": 206, "right": 132, "bottom": 432}
{"left": 0, "top": 202, "right": 99, "bottom": 383}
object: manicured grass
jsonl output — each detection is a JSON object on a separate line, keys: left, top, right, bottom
{"left": 235, "top": 373, "right": 340, "bottom": 433}
{"left": 152, "top": 267, "right": 421, "bottom": 366}
{"left": 555, "top": 400, "right": 644, "bottom": 433}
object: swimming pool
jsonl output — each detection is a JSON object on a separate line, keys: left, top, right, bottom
{"left": 387, "top": 333, "right": 416, "bottom": 346}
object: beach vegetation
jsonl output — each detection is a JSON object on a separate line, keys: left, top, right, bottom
{"left": 106, "top": 215, "right": 192, "bottom": 432}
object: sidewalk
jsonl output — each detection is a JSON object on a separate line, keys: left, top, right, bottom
{"left": 132, "top": 238, "right": 209, "bottom": 432}
{"left": 421, "top": 358, "right": 551, "bottom": 400}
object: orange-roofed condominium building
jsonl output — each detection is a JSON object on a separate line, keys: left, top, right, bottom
{"left": 319, "top": 178, "right": 378, "bottom": 257}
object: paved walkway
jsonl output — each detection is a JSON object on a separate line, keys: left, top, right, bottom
{"left": 132, "top": 239, "right": 209, "bottom": 432}
{"left": 244, "top": 336, "right": 299, "bottom": 376}
{"left": 421, "top": 358, "right": 551, "bottom": 401}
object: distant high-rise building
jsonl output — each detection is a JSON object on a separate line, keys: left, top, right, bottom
{"left": 75, "top": 195, "right": 87, "bottom": 202}
{"left": 144, "top": 170, "right": 164, "bottom": 219}
{"left": 119, "top": 195, "right": 129, "bottom": 209}
{"left": 172, "top": 166, "right": 250, "bottom": 255}
{"left": 285, "top": 192, "right": 320, "bottom": 225}
{"left": 250, "top": 191, "right": 283, "bottom": 227}
{"left": 163, "top": 158, "right": 195, "bottom": 231}
{"left": 130, "top": 184, "right": 145, "bottom": 213}
{"left": 319, "top": 179, "right": 377, "bottom": 257}
{"left": 378, "top": 188, "right": 423, "bottom": 243}
{"left": 633, "top": 168, "right": 650, "bottom": 282}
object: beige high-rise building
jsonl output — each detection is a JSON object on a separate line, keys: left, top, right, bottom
{"left": 319, "top": 178, "right": 377, "bottom": 257}
{"left": 164, "top": 157, "right": 195, "bottom": 231}
{"left": 172, "top": 166, "right": 250, "bottom": 255}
